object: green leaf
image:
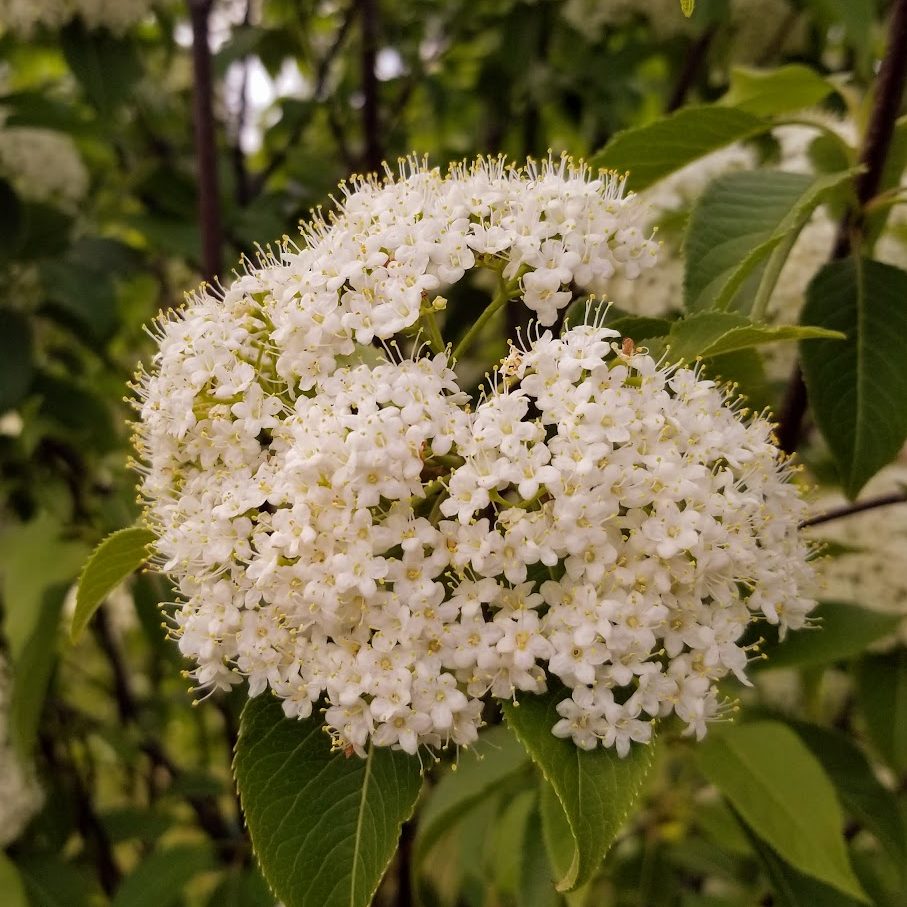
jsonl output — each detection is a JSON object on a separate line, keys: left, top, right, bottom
{"left": 206, "top": 867, "right": 274, "bottom": 907}
{"left": 60, "top": 21, "right": 142, "bottom": 115}
{"left": 696, "top": 721, "right": 866, "bottom": 901}
{"left": 112, "top": 845, "right": 215, "bottom": 907}
{"left": 684, "top": 170, "right": 855, "bottom": 313}
{"left": 0, "top": 308, "right": 34, "bottom": 414}
{"left": 789, "top": 722, "right": 906, "bottom": 862}
{"left": 520, "top": 804, "right": 561, "bottom": 907}
{"left": 234, "top": 694, "right": 423, "bottom": 907}
{"left": 590, "top": 106, "right": 767, "bottom": 191}
{"left": 721, "top": 65, "right": 836, "bottom": 117}
{"left": 39, "top": 258, "right": 118, "bottom": 341}
{"left": 800, "top": 258, "right": 907, "bottom": 498}
{"left": 414, "top": 724, "right": 530, "bottom": 867}
{"left": 72, "top": 527, "right": 155, "bottom": 642}
{"left": 17, "top": 854, "right": 97, "bottom": 907}
{"left": 0, "top": 513, "right": 89, "bottom": 660}
{"left": 758, "top": 602, "right": 902, "bottom": 671}
{"left": 665, "top": 312, "right": 842, "bottom": 364}
{"left": 503, "top": 690, "right": 655, "bottom": 891}
{"left": 855, "top": 651, "right": 907, "bottom": 774}
{"left": 0, "top": 853, "right": 28, "bottom": 907}
{"left": 740, "top": 815, "right": 865, "bottom": 907}
{"left": 803, "top": 0, "right": 874, "bottom": 65}
{"left": 490, "top": 789, "right": 536, "bottom": 896}
{"left": 9, "top": 584, "right": 69, "bottom": 756}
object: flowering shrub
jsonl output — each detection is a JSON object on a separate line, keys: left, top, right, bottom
{"left": 132, "top": 157, "right": 814, "bottom": 760}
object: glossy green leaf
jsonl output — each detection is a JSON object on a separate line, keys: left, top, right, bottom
{"left": 490, "top": 789, "right": 535, "bottom": 896}
{"left": 665, "top": 311, "right": 842, "bottom": 364}
{"left": 855, "top": 651, "right": 907, "bottom": 774}
{"left": 697, "top": 721, "right": 866, "bottom": 900}
{"left": 800, "top": 258, "right": 907, "bottom": 498}
{"left": 414, "top": 724, "right": 530, "bottom": 867}
{"left": 112, "top": 845, "right": 215, "bottom": 907}
{"left": 0, "top": 853, "right": 28, "bottom": 907}
{"left": 590, "top": 106, "right": 767, "bottom": 191}
{"left": 234, "top": 694, "right": 423, "bottom": 907}
{"left": 721, "top": 65, "right": 836, "bottom": 117}
{"left": 790, "top": 721, "right": 906, "bottom": 862}
{"left": 684, "top": 169, "right": 854, "bottom": 313}
{"left": 72, "top": 527, "right": 155, "bottom": 642}
{"left": 503, "top": 690, "right": 655, "bottom": 891}
{"left": 758, "top": 602, "right": 902, "bottom": 670}
{"left": 0, "top": 308, "right": 34, "bottom": 414}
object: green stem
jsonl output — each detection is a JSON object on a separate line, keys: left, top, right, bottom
{"left": 750, "top": 226, "right": 802, "bottom": 322}
{"left": 451, "top": 277, "right": 520, "bottom": 362}
{"left": 418, "top": 310, "right": 446, "bottom": 355}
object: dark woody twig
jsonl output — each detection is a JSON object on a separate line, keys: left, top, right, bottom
{"left": 800, "top": 490, "right": 907, "bottom": 529}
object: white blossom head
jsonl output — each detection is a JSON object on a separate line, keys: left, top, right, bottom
{"left": 133, "top": 155, "right": 813, "bottom": 757}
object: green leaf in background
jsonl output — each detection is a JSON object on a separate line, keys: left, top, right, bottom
{"left": 740, "top": 816, "right": 866, "bottom": 907}
{"left": 0, "top": 513, "right": 89, "bottom": 660}
{"left": 721, "top": 65, "right": 836, "bottom": 117}
{"left": 696, "top": 721, "right": 866, "bottom": 901}
{"left": 234, "top": 694, "right": 423, "bottom": 907}
{"left": 0, "top": 853, "right": 29, "bottom": 907}
{"left": 72, "top": 526, "right": 155, "bottom": 642}
{"left": 17, "top": 854, "right": 98, "bottom": 907}
{"left": 757, "top": 602, "right": 902, "bottom": 671}
{"left": 414, "top": 724, "right": 530, "bottom": 866}
{"left": 0, "top": 308, "right": 34, "bottom": 414}
{"left": 112, "top": 845, "right": 215, "bottom": 907}
{"left": 665, "top": 311, "right": 842, "bottom": 364}
{"left": 60, "top": 21, "right": 142, "bottom": 115}
{"left": 520, "top": 803, "right": 561, "bottom": 907}
{"left": 9, "top": 584, "right": 69, "bottom": 756}
{"left": 800, "top": 258, "right": 907, "bottom": 498}
{"left": 490, "top": 789, "right": 536, "bottom": 897}
{"left": 39, "top": 258, "right": 119, "bottom": 341}
{"left": 205, "top": 867, "right": 274, "bottom": 907}
{"left": 503, "top": 690, "right": 655, "bottom": 892}
{"left": 590, "top": 106, "right": 766, "bottom": 191}
{"left": 789, "top": 722, "right": 906, "bottom": 863}
{"left": 803, "top": 0, "right": 874, "bottom": 69}
{"left": 684, "top": 169, "right": 854, "bottom": 313}
{"left": 855, "top": 651, "right": 907, "bottom": 774}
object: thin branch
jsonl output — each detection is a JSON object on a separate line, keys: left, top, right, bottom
{"left": 230, "top": 0, "right": 254, "bottom": 206}
{"left": 359, "top": 0, "right": 382, "bottom": 172}
{"left": 252, "top": 4, "right": 356, "bottom": 193}
{"left": 666, "top": 25, "right": 717, "bottom": 113}
{"left": 776, "top": 0, "right": 907, "bottom": 454}
{"left": 799, "top": 490, "right": 907, "bottom": 529}
{"left": 188, "top": 0, "right": 223, "bottom": 282}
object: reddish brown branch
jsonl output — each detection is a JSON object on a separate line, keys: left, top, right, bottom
{"left": 188, "top": 0, "right": 223, "bottom": 282}
{"left": 800, "top": 490, "right": 907, "bottom": 529}
{"left": 777, "top": 0, "right": 907, "bottom": 454}
{"left": 359, "top": 0, "right": 382, "bottom": 172}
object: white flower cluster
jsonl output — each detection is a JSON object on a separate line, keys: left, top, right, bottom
{"left": 0, "top": 0, "right": 152, "bottom": 35}
{"left": 0, "top": 126, "right": 89, "bottom": 211}
{"left": 806, "top": 460, "right": 907, "bottom": 648}
{"left": 135, "top": 156, "right": 813, "bottom": 756}
{"left": 0, "top": 657, "right": 44, "bottom": 847}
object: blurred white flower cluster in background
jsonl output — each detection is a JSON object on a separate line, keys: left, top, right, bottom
{"left": 0, "top": 0, "right": 153, "bottom": 35}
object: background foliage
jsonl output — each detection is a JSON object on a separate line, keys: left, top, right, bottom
{"left": 2, "top": 0, "right": 907, "bottom": 905}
